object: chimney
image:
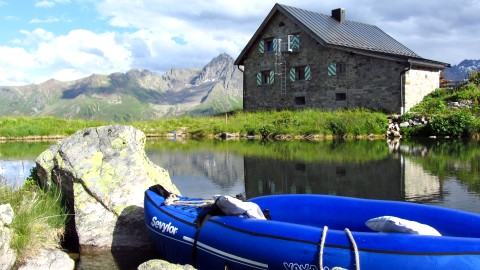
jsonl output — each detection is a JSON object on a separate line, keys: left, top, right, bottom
{"left": 331, "top": 8, "right": 345, "bottom": 23}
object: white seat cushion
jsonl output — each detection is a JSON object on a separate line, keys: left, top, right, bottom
{"left": 366, "top": 216, "right": 441, "bottom": 236}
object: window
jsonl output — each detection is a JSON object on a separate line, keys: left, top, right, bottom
{"left": 295, "top": 66, "right": 306, "bottom": 81}
{"left": 336, "top": 93, "right": 346, "bottom": 101}
{"left": 258, "top": 38, "right": 276, "bottom": 54}
{"left": 261, "top": 71, "right": 271, "bottom": 84}
{"left": 265, "top": 38, "right": 275, "bottom": 53}
{"left": 328, "top": 62, "right": 347, "bottom": 76}
{"left": 295, "top": 96, "right": 306, "bottom": 105}
{"left": 278, "top": 21, "right": 285, "bottom": 27}
{"left": 257, "top": 70, "right": 275, "bottom": 85}
{"left": 290, "top": 66, "right": 311, "bottom": 81}
{"left": 337, "top": 62, "right": 347, "bottom": 75}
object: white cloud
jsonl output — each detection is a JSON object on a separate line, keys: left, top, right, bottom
{"left": 0, "top": 29, "right": 132, "bottom": 85}
{"left": 30, "top": 17, "right": 60, "bottom": 24}
{"left": 13, "top": 28, "right": 55, "bottom": 46}
{"left": 92, "top": 0, "right": 274, "bottom": 73}
{"left": 35, "top": 0, "right": 55, "bottom": 8}
{"left": 35, "top": 29, "right": 132, "bottom": 73}
{"left": 0, "top": 46, "right": 37, "bottom": 85}
{"left": 35, "top": 0, "right": 70, "bottom": 8}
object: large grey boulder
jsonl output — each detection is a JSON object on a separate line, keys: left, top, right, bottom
{"left": 0, "top": 204, "right": 16, "bottom": 270}
{"left": 17, "top": 248, "right": 74, "bottom": 270}
{"left": 35, "top": 124, "right": 179, "bottom": 250}
{"left": 138, "top": 259, "right": 196, "bottom": 270}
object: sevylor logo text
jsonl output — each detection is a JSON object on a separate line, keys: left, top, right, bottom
{"left": 151, "top": 216, "right": 178, "bottom": 235}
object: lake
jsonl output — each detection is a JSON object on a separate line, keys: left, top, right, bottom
{"left": 1, "top": 138, "right": 480, "bottom": 214}
{"left": 1, "top": 138, "right": 480, "bottom": 268}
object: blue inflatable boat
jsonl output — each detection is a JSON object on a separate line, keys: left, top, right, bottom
{"left": 144, "top": 185, "right": 480, "bottom": 269}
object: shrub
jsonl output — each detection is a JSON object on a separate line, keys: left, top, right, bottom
{"left": 427, "top": 88, "right": 447, "bottom": 98}
{"left": 469, "top": 71, "right": 480, "bottom": 85}
{"left": 429, "top": 110, "right": 475, "bottom": 137}
{"left": 401, "top": 125, "right": 431, "bottom": 137}
{"left": 410, "top": 97, "right": 447, "bottom": 115}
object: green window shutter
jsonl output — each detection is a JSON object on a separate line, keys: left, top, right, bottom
{"left": 272, "top": 39, "right": 278, "bottom": 52}
{"left": 288, "top": 35, "right": 300, "bottom": 51}
{"left": 256, "top": 72, "right": 262, "bottom": 85}
{"left": 328, "top": 63, "right": 336, "bottom": 76}
{"left": 305, "top": 65, "right": 311, "bottom": 80}
{"left": 259, "top": 40, "right": 264, "bottom": 54}
{"left": 290, "top": 68, "right": 296, "bottom": 82}
{"left": 269, "top": 70, "right": 275, "bottom": 85}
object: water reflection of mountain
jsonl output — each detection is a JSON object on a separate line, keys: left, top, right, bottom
{"left": 146, "top": 150, "right": 244, "bottom": 189}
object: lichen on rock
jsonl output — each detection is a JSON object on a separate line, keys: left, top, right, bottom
{"left": 35, "top": 124, "right": 179, "bottom": 251}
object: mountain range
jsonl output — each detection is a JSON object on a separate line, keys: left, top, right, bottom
{"left": 444, "top": 59, "right": 480, "bottom": 81}
{"left": 0, "top": 53, "right": 243, "bottom": 121}
{"left": 1, "top": 56, "right": 478, "bottom": 121}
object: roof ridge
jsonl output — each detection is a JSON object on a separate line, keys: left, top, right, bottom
{"left": 277, "top": 3, "right": 378, "bottom": 28}
{"left": 278, "top": 3, "right": 421, "bottom": 58}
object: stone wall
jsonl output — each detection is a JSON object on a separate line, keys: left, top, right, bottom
{"left": 242, "top": 12, "right": 438, "bottom": 114}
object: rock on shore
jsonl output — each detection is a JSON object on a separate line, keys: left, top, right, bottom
{"left": 0, "top": 204, "right": 16, "bottom": 270}
{"left": 138, "top": 260, "right": 196, "bottom": 270}
{"left": 35, "top": 124, "right": 179, "bottom": 250}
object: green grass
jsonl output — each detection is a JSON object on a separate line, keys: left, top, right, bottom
{"left": 0, "top": 171, "right": 68, "bottom": 263}
{"left": 0, "top": 109, "right": 389, "bottom": 139}
{"left": 402, "top": 82, "right": 480, "bottom": 138}
{"left": 138, "top": 108, "right": 388, "bottom": 138}
{"left": 0, "top": 116, "right": 108, "bottom": 138}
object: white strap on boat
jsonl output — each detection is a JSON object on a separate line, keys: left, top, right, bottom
{"left": 319, "top": 226, "right": 328, "bottom": 269}
{"left": 318, "top": 227, "right": 360, "bottom": 270}
{"left": 164, "top": 194, "right": 214, "bottom": 207}
{"left": 171, "top": 200, "right": 214, "bottom": 207}
{"left": 164, "top": 194, "right": 179, "bottom": 205}
{"left": 345, "top": 228, "right": 360, "bottom": 270}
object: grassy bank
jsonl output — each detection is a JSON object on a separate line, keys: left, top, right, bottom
{"left": 0, "top": 173, "right": 67, "bottom": 264}
{"left": 0, "top": 109, "right": 389, "bottom": 139}
{"left": 0, "top": 117, "right": 107, "bottom": 138}
{"left": 401, "top": 74, "right": 480, "bottom": 138}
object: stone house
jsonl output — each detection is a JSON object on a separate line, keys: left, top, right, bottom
{"left": 234, "top": 4, "right": 450, "bottom": 114}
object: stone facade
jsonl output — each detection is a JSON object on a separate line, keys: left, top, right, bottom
{"left": 241, "top": 11, "right": 442, "bottom": 114}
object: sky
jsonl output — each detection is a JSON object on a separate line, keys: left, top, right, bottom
{"left": 1, "top": 0, "right": 479, "bottom": 86}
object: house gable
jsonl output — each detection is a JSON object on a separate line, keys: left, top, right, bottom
{"left": 235, "top": 4, "right": 447, "bottom": 69}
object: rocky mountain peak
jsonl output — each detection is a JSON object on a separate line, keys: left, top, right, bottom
{"left": 190, "top": 53, "right": 242, "bottom": 96}
{"left": 445, "top": 59, "right": 480, "bottom": 81}
{"left": 192, "top": 53, "right": 234, "bottom": 85}
{"left": 123, "top": 69, "right": 166, "bottom": 90}
{"left": 161, "top": 68, "right": 200, "bottom": 90}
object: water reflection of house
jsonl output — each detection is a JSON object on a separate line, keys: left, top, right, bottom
{"left": 244, "top": 154, "right": 442, "bottom": 202}
{"left": 402, "top": 156, "right": 442, "bottom": 202}
{"left": 244, "top": 157, "right": 403, "bottom": 200}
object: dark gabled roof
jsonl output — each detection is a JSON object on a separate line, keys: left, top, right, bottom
{"left": 235, "top": 4, "right": 449, "bottom": 68}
